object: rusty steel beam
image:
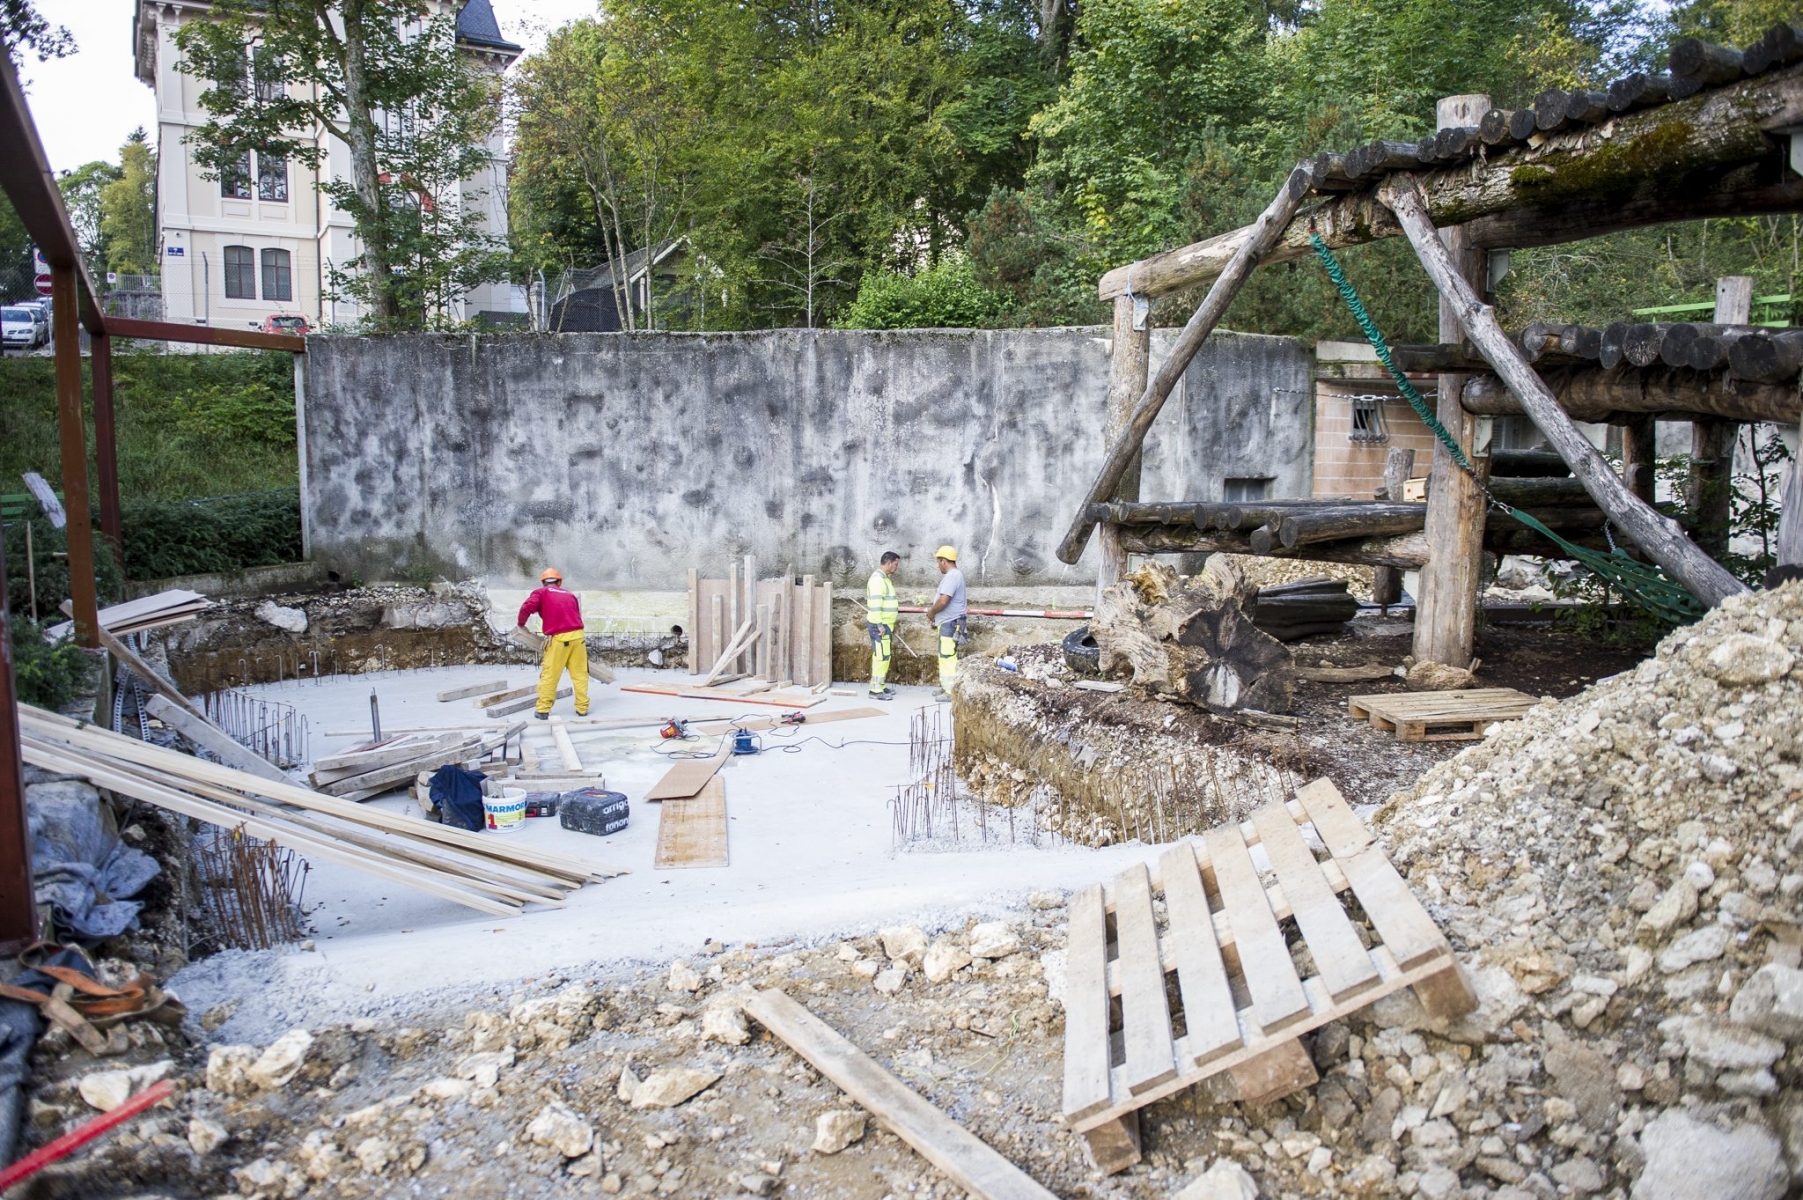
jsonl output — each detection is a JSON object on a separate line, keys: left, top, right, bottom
{"left": 0, "top": 533, "right": 38, "bottom": 954}
{"left": 91, "top": 332, "right": 123, "bottom": 566}
{"left": 51, "top": 268, "right": 99, "bottom": 650}
{"left": 0, "top": 53, "right": 105, "bottom": 334}
{"left": 104, "top": 317, "right": 307, "bottom": 354}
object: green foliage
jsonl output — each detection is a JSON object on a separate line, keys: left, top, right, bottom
{"left": 837, "top": 259, "right": 1012, "bottom": 329}
{"left": 3, "top": 519, "right": 124, "bottom": 617}
{"left": 174, "top": 0, "right": 506, "bottom": 330}
{"left": 99, "top": 132, "right": 159, "bottom": 276}
{"left": 0, "top": 0, "right": 72, "bottom": 64}
{"left": 9, "top": 620, "right": 94, "bottom": 710}
{"left": 121, "top": 490, "right": 302, "bottom": 582}
{"left": 0, "top": 351, "right": 297, "bottom": 502}
{"left": 58, "top": 160, "right": 120, "bottom": 272}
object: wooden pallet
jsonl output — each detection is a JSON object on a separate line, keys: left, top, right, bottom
{"left": 1060, "top": 779, "right": 1474, "bottom": 1174}
{"left": 1347, "top": 687, "right": 1537, "bottom": 741}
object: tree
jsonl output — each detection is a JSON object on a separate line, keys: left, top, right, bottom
{"left": 99, "top": 131, "right": 157, "bottom": 276}
{"left": 174, "top": 0, "right": 506, "bottom": 329}
{"left": 59, "top": 160, "right": 120, "bottom": 274}
{"left": 837, "top": 258, "right": 1009, "bottom": 329}
{"left": 756, "top": 164, "right": 852, "bottom": 328}
{"left": 0, "top": 0, "right": 71, "bottom": 65}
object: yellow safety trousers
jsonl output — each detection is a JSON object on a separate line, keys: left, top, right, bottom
{"left": 937, "top": 629, "right": 958, "bottom": 690}
{"left": 868, "top": 624, "right": 892, "bottom": 693}
{"left": 537, "top": 630, "right": 590, "bottom": 716}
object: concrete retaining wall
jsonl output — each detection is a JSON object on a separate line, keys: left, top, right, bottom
{"left": 302, "top": 328, "right": 1312, "bottom": 590}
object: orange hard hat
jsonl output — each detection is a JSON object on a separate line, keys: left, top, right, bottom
{"left": 540, "top": 568, "right": 562, "bottom": 583}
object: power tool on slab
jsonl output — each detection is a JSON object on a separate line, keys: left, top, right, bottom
{"left": 732, "top": 729, "right": 761, "bottom": 755}
{"left": 779, "top": 711, "right": 806, "bottom": 726}
{"left": 659, "top": 718, "right": 688, "bottom": 740}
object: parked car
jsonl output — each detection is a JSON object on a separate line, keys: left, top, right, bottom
{"left": 17, "top": 301, "right": 48, "bottom": 346}
{"left": 261, "top": 314, "right": 310, "bottom": 336}
{"left": 1, "top": 307, "right": 39, "bottom": 351}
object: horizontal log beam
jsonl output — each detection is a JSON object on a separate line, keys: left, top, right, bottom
{"left": 1461, "top": 367, "right": 1800, "bottom": 424}
{"left": 1116, "top": 512, "right": 1618, "bottom": 567}
{"left": 1098, "top": 65, "right": 1803, "bottom": 300}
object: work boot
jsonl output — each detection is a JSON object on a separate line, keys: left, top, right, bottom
{"left": 534, "top": 712, "right": 550, "bottom": 721}
{"left": 868, "top": 689, "right": 894, "bottom": 702}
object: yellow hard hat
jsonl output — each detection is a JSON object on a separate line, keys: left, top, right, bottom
{"left": 540, "top": 568, "right": 562, "bottom": 583}
{"left": 934, "top": 545, "right": 957, "bottom": 562}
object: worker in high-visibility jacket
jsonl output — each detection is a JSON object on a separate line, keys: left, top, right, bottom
{"left": 923, "top": 545, "right": 967, "bottom": 701}
{"left": 865, "top": 551, "right": 901, "bottom": 700}
{"left": 518, "top": 568, "right": 590, "bottom": 719}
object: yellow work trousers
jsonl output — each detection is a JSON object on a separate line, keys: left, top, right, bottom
{"left": 537, "top": 631, "right": 590, "bottom": 716}
{"left": 937, "top": 621, "right": 961, "bottom": 690}
{"left": 868, "top": 623, "right": 892, "bottom": 694}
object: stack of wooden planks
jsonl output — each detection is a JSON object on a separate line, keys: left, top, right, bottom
{"left": 17, "top": 705, "right": 626, "bottom": 916}
{"left": 309, "top": 724, "right": 524, "bottom": 801}
{"left": 48, "top": 589, "right": 210, "bottom": 641}
{"left": 1060, "top": 778, "right": 1474, "bottom": 1174}
{"left": 686, "top": 558, "right": 834, "bottom": 689}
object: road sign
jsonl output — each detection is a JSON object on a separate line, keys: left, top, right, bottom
{"left": 32, "top": 249, "right": 47, "bottom": 272}
{"left": 34, "top": 274, "right": 52, "bottom": 296}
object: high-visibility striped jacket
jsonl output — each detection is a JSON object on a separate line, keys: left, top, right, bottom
{"left": 865, "top": 569, "right": 898, "bottom": 629}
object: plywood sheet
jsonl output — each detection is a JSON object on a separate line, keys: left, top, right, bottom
{"left": 654, "top": 777, "right": 728, "bottom": 868}
{"left": 644, "top": 745, "right": 730, "bottom": 801}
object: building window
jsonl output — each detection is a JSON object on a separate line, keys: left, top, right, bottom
{"left": 1348, "top": 396, "right": 1388, "bottom": 444}
{"left": 261, "top": 248, "right": 292, "bottom": 301}
{"left": 223, "top": 245, "right": 256, "bottom": 299}
{"left": 221, "top": 152, "right": 252, "bottom": 199}
{"left": 253, "top": 49, "right": 284, "bottom": 103}
{"left": 219, "top": 48, "right": 249, "bottom": 99}
{"left": 257, "top": 154, "right": 288, "bottom": 201}
{"left": 1223, "top": 477, "right": 1273, "bottom": 503}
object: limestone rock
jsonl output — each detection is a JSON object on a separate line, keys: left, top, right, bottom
{"left": 629, "top": 1066, "right": 722, "bottom": 1109}
{"left": 525, "top": 1101, "right": 595, "bottom": 1158}
{"left": 1631, "top": 1111, "right": 1787, "bottom": 1200}
{"left": 812, "top": 1109, "right": 867, "bottom": 1155}
{"left": 78, "top": 1060, "right": 171, "bottom": 1112}
{"left": 205, "top": 1044, "right": 258, "bottom": 1096}
{"left": 1729, "top": 963, "right": 1803, "bottom": 1040}
{"left": 1704, "top": 633, "right": 1794, "bottom": 685}
{"left": 1407, "top": 660, "right": 1476, "bottom": 691}
{"left": 1657, "top": 923, "right": 1730, "bottom": 973}
{"left": 668, "top": 960, "right": 703, "bottom": 993}
{"left": 247, "top": 1028, "right": 313, "bottom": 1090}
{"left": 354, "top": 1135, "right": 395, "bottom": 1174}
{"left": 922, "top": 938, "right": 971, "bottom": 983}
{"left": 968, "top": 921, "right": 1021, "bottom": 959}
{"left": 1027, "top": 890, "right": 1065, "bottom": 910}
{"left": 701, "top": 1003, "right": 750, "bottom": 1046}
{"left": 616, "top": 1065, "right": 640, "bottom": 1104}
{"left": 879, "top": 925, "right": 928, "bottom": 965}
{"left": 1657, "top": 1016, "right": 1784, "bottom": 1071}
{"left": 295, "top": 1131, "right": 345, "bottom": 1181}
{"left": 254, "top": 601, "right": 308, "bottom": 634}
{"left": 232, "top": 1157, "right": 300, "bottom": 1199}
{"left": 456, "top": 1047, "right": 516, "bottom": 1089}
{"left": 1637, "top": 881, "right": 1698, "bottom": 942}
{"left": 187, "top": 1116, "right": 228, "bottom": 1157}
{"left": 1542, "top": 1036, "right": 1621, "bottom": 1130}
{"left": 873, "top": 965, "right": 909, "bottom": 994}
{"left": 1173, "top": 1160, "right": 1260, "bottom": 1200}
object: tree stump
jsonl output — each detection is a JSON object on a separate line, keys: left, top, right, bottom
{"left": 1091, "top": 558, "right": 1295, "bottom": 713}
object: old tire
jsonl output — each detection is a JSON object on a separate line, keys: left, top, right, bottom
{"left": 1063, "top": 625, "right": 1101, "bottom": 677}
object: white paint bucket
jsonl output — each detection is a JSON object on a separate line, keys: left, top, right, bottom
{"left": 483, "top": 788, "right": 528, "bottom": 833}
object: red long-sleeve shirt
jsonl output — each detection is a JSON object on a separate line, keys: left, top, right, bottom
{"left": 518, "top": 586, "right": 584, "bottom": 637}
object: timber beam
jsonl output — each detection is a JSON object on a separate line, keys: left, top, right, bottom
{"left": 1460, "top": 367, "right": 1800, "bottom": 424}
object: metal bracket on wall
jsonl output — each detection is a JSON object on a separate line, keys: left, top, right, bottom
{"left": 1131, "top": 293, "right": 1150, "bottom": 331}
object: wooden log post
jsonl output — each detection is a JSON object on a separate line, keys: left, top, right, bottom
{"left": 1689, "top": 276, "right": 1752, "bottom": 561}
{"left": 1096, "top": 293, "right": 1152, "bottom": 603}
{"left": 1372, "top": 447, "right": 1416, "bottom": 606}
{"left": 1413, "top": 94, "right": 1492, "bottom": 670}
{"left": 1380, "top": 174, "right": 1749, "bottom": 607}
{"left": 1622, "top": 416, "right": 1658, "bottom": 504}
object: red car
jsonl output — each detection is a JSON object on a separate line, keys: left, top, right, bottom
{"left": 261, "top": 315, "right": 310, "bottom": 336}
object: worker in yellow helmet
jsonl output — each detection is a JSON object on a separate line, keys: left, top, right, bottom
{"left": 517, "top": 568, "right": 590, "bottom": 719}
{"left": 923, "top": 545, "right": 966, "bottom": 701}
{"left": 865, "top": 551, "right": 901, "bottom": 700}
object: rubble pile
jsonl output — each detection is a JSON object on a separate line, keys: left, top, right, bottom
{"left": 1224, "top": 556, "right": 1375, "bottom": 604}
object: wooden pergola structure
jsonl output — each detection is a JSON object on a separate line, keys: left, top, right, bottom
{"left": 0, "top": 50, "right": 306, "bottom": 951}
{"left": 1060, "top": 27, "right": 1803, "bottom": 670}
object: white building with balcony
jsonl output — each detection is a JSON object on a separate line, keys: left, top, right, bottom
{"left": 133, "top": 0, "right": 526, "bottom": 332}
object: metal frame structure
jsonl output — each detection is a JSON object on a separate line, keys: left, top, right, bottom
{"left": 0, "top": 51, "right": 306, "bottom": 951}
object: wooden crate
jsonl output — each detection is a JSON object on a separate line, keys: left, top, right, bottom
{"left": 1060, "top": 779, "right": 1474, "bottom": 1174}
{"left": 1347, "top": 687, "right": 1537, "bottom": 741}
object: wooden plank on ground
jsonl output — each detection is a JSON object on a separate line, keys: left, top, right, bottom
{"left": 644, "top": 742, "right": 731, "bottom": 801}
{"left": 815, "top": 580, "right": 833, "bottom": 686}
{"left": 476, "top": 684, "right": 535, "bottom": 708}
{"left": 1204, "top": 822, "right": 1309, "bottom": 1032}
{"left": 549, "top": 719, "right": 583, "bottom": 773}
{"left": 142, "top": 695, "right": 288, "bottom": 784}
{"left": 486, "top": 688, "right": 569, "bottom": 718}
{"left": 1061, "top": 884, "right": 1114, "bottom": 1122}
{"left": 1336, "top": 847, "right": 1448, "bottom": 969}
{"left": 689, "top": 706, "right": 886, "bottom": 737}
{"left": 313, "top": 734, "right": 444, "bottom": 774}
{"left": 1292, "top": 778, "right": 1372, "bottom": 859}
{"left": 1156, "top": 841, "right": 1241, "bottom": 1068}
{"left": 745, "top": 989, "right": 1059, "bottom": 1200}
{"left": 654, "top": 776, "right": 728, "bottom": 868}
{"left": 437, "top": 679, "right": 508, "bottom": 703}
{"left": 96, "top": 626, "right": 206, "bottom": 722}
{"left": 1250, "top": 803, "right": 1379, "bottom": 1001}
{"left": 618, "top": 682, "right": 826, "bottom": 709}
{"left": 1113, "top": 862, "right": 1177, "bottom": 1096}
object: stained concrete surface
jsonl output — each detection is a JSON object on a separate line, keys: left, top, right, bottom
{"left": 171, "top": 664, "right": 1167, "bottom": 1037}
{"left": 302, "top": 328, "right": 1311, "bottom": 590}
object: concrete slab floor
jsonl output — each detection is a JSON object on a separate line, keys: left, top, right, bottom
{"left": 172, "top": 664, "right": 1165, "bottom": 1032}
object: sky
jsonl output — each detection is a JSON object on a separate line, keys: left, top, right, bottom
{"left": 22, "top": 0, "right": 600, "bottom": 175}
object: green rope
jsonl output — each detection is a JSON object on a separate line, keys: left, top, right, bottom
{"left": 1309, "top": 231, "right": 1474, "bottom": 475}
{"left": 1308, "top": 229, "right": 1708, "bottom": 626}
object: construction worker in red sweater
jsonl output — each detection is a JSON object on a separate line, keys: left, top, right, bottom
{"left": 518, "top": 569, "right": 589, "bottom": 719}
